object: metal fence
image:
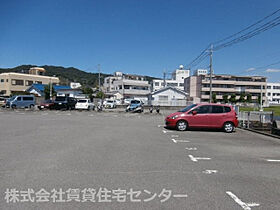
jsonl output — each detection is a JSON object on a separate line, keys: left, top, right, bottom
{"left": 238, "top": 111, "right": 274, "bottom": 132}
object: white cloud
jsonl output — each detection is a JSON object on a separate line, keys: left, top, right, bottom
{"left": 265, "top": 68, "right": 280, "bottom": 73}
{"left": 245, "top": 67, "right": 255, "bottom": 72}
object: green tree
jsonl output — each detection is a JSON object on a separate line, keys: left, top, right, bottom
{"left": 96, "top": 91, "right": 105, "bottom": 99}
{"left": 44, "top": 84, "right": 56, "bottom": 100}
{"left": 246, "top": 94, "right": 252, "bottom": 103}
{"left": 222, "top": 94, "right": 229, "bottom": 103}
{"left": 212, "top": 93, "right": 217, "bottom": 103}
{"left": 229, "top": 94, "right": 236, "bottom": 104}
{"left": 239, "top": 93, "right": 246, "bottom": 103}
{"left": 258, "top": 94, "right": 262, "bottom": 105}
{"left": 81, "top": 86, "right": 94, "bottom": 100}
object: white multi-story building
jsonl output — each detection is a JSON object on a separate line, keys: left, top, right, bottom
{"left": 152, "top": 65, "right": 190, "bottom": 91}
{"left": 266, "top": 82, "right": 280, "bottom": 105}
{"left": 103, "top": 72, "right": 151, "bottom": 103}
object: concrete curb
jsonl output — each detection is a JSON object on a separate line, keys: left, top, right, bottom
{"left": 237, "top": 127, "right": 280, "bottom": 139}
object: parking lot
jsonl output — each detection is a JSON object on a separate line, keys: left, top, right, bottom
{"left": 0, "top": 109, "right": 280, "bottom": 210}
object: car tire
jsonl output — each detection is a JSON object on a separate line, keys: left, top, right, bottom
{"left": 223, "top": 122, "right": 234, "bottom": 133}
{"left": 11, "top": 105, "right": 16, "bottom": 109}
{"left": 176, "top": 120, "right": 188, "bottom": 131}
{"left": 29, "top": 104, "right": 34, "bottom": 110}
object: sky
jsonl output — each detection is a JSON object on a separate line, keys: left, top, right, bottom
{"left": 1, "top": 0, "right": 280, "bottom": 81}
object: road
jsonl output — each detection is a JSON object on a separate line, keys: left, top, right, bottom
{"left": 0, "top": 109, "right": 280, "bottom": 209}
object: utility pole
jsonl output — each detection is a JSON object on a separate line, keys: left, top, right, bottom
{"left": 50, "top": 78, "right": 52, "bottom": 100}
{"left": 163, "top": 70, "right": 166, "bottom": 88}
{"left": 209, "top": 44, "right": 213, "bottom": 103}
{"left": 260, "top": 84, "right": 263, "bottom": 111}
{"left": 98, "top": 64, "right": 101, "bottom": 91}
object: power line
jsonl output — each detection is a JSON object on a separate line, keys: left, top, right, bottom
{"left": 214, "top": 15, "right": 280, "bottom": 50}
{"left": 213, "top": 8, "right": 280, "bottom": 45}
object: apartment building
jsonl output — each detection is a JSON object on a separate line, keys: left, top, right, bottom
{"left": 184, "top": 74, "right": 267, "bottom": 104}
{"left": 103, "top": 71, "right": 151, "bottom": 102}
{"left": 152, "top": 65, "right": 190, "bottom": 91}
{"left": 0, "top": 67, "right": 59, "bottom": 96}
{"left": 266, "top": 82, "right": 280, "bottom": 105}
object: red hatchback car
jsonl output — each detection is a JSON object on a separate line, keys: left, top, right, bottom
{"left": 165, "top": 103, "right": 238, "bottom": 133}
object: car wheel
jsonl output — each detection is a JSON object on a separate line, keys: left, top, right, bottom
{"left": 11, "top": 105, "right": 16, "bottom": 109}
{"left": 223, "top": 122, "right": 234, "bottom": 133}
{"left": 29, "top": 104, "right": 34, "bottom": 110}
{"left": 176, "top": 120, "right": 188, "bottom": 131}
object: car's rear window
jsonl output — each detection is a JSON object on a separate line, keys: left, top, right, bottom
{"left": 211, "top": 105, "right": 224, "bottom": 113}
{"left": 78, "top": 100, "right": 87, "bottom": 103}
{"left": 224, "top": 106, "right": 231, "bottom": 112}
{"left": 56, "top": 97, "right": 66, "bottom": 101}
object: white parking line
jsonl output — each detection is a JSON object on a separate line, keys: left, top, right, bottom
{"left": 158, "top": 125, "right": 165, "bottom": 127}
{"left": 162, "top": 130, "right": 173, "bottom": 133}
{"left": 172, "top": 139, "right": 190, "bottom": 143}
{"left": 226, "top": 191, "right": 260, "bottom": 210}
{"left": 185, "top": 147, "right": 197, "bottom": 151}
{"left": 171, "top": 135, "right": 179, "bottom": 138}
{"left": 266, "top": 159, "right": 280, "bottom": 162}
{"left": 188, "top": 155, "right": 211, "bottom": 162}
{"left": 202, "top": 170, "right": 218, "bottom": 174}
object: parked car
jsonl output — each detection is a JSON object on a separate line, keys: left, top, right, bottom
{"left": 75, "top": 99, "right": 95, "bottom": 110}
{"left": 5, "top": 95, "right": 35, "bottom": 109}
{"left": 0, "top": 97, "right": 7, "bottom": 107}
{"left": 165, "top": 103, "right": 238, "bottom": 133}
{"left": 39, "top": 99, "right": 55, "bottom": 110}
{"left": 104, "top": 100, "right": 117, "bottom": 109}
{"left": 126, "top": 99, "right": 143, "bottom": 113}
{"left": 54, "top": 96, "right": 77, "bottom": 110}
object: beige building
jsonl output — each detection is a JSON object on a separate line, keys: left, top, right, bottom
{"left": 184, "top": 74, "right": 267, "bottom": 103}
{"left": 0, "top": 67, "right": 59, "bottom": 96}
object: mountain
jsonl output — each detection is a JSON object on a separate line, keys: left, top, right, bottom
{"left": 0, "top": 65, "right": 159, "bottom": 86}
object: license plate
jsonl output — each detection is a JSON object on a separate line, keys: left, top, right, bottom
{"left": 59, "top": 103, "right": 62, "bottom": 105}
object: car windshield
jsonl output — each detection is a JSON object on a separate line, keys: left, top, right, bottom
{"left": 78, "top": 99, "right": 87, "bottom": 103}
{"left": 45, "top": 100, "right": 53, "bottom": 103}
{"left": 131, "top": 100, "right": 140, "bottom": 104}
{"left": 179, "top": 104, "right": 197, "bottom": 112}
{"left": 107, "top": 100, "right": 113, "bottom": 103}
{"left": 55, "top": 97, "right": 66, "bottom": 101}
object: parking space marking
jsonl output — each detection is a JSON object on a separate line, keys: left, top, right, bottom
{"left": 171, "top": 135, "right": 179, "bottom": 138}
{"left": 188, "top": 155, "right": 211, "bottom": 162}
{"left": 158, "top": 125, "right": 165, "bottom": 127}
{"left": 172, "top": 139, "right": 190, "bottom": 143}
{"left": 266, "top": 159, "right": 280, "bottom": 162}
{"left": 226, "top": 191, "right": 260, "bottom": 210}
{"left": 202, "top": 170, "right": 218, "bottom": 174}
{"left": 162, "top": 130, "right": 173, "bottom": 133}
{"left": 185, "top": 147, "right": 197, "bottom": 151}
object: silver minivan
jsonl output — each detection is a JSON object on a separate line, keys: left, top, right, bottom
{"left": 6, "top": 95, "right": 35, "bottom": 109}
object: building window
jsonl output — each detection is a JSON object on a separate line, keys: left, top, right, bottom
{"left": 159, "top": 95, "right": 168, "bottom": 101}
{"left": 35, "top": 81, "right": 42, "bottom": 84}
{"left": 25, "top": 80, "right": 33, "bottom": 86}
{"left": 11, "top": 79, "right": 24, "bottom": 86}
{"left": 267, "top": 86, "right": 271, "bottom": 89}
{"left": 0, "top": 79, "right": 4, "bottom": 83}
{"left": 155, "top": 82, "right": 159, "bottom": 86}
{"left": 179, "top": 83, "right": 184, "bottom": 87}
{"left": 268, "top": 93, "right": 271, "bottom": 96}
{"left": 6, "top": 79, "right": 8, "bottom": 82}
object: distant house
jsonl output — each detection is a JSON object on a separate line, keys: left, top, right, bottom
{"left": 148, "top": 86, "right": 188, "bottom": 106}
{"left": 26, "top": 84, "right": 71, "bottom": 97}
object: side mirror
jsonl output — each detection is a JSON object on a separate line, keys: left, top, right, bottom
{"left": 192, "top": 110, "right": 197, "bottom": 115}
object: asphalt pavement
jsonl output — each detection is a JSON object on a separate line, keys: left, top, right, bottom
{"left": 0, "top": 109, "right": 280, "bottom": 210}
